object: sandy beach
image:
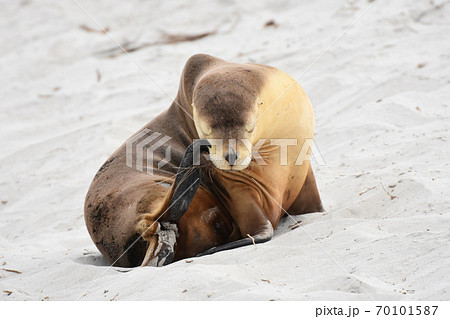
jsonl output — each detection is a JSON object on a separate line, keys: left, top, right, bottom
{"left": 1, "top": 0, "right": 449, "bottom": 300}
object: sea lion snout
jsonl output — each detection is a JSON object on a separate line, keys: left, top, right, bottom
{"left": 191, "top": 69, "right": 260, "bottom": 172}
{"left": 193, "top": 107, "right": 255, "bottom": 171}
{"left": 224, "top": 146, "right": 238, "bottom": 166}
{"left": 204, "top": 138, "right": 252, "bottom": 171}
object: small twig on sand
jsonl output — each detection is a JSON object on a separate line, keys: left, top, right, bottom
{"left": 80, "top": 24, "right": 110, "bottom": 34}
{"left": 264, "top": 20, "right": 279, "bottom": 28}
{"left": 359, "top": 186, "right": 376, "bottom": 196}
{"left": 247, "top": 234, "right": 256, "bottom": 247}
{"left": 289, "top": 220, "right": 302, "bottom": 231}
{"left": 1, "top": 268, "right": 22, "bottom": 274}
{"left": 161, "top": 31, "right": 216, "bottom": 44}
{"left": 289, "top": 221, "right": 302, "bottom": 228}
{"left": 380, "top": 183, "right": 397, "bottom": 200}
{"left": 110, "top": 293, "right": 119, "bottom": 301}
{"left": 98, "top": 30, "right": 216, "bottom": 58}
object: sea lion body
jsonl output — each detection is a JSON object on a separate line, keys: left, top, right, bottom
{"left": 84, "top": 103, "right": 234, "bottom": 267}
{"left": 84, "top": 54, "right": 323, "bottom": 267}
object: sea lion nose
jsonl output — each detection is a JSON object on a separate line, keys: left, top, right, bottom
{"left": 225, "top": 148, "right": 238, "bottom": 166}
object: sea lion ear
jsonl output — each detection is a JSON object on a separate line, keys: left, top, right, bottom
{"left": 169, "top": 139, "right": 210, "bottom": 221}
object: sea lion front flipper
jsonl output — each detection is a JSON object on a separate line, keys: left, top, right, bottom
{"left": 169, "top": 139, "right": 211, "bottom": 221}
{"left": 288, "top": 163, "right": 324, "bottom": 215}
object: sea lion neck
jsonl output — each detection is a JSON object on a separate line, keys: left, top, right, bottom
{"left": 172, "top": 88, "right": 199, "bottom": 140}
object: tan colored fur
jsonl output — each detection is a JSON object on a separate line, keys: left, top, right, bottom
{"left": 84, "top": 54, "right": 323, "bottom": 267}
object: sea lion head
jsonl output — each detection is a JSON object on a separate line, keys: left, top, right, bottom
{"left": 192, "top": 68, "right": 260, "bottom": 171}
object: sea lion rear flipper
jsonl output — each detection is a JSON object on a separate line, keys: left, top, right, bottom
{"left": 139, "top": 139, "right": 211, "bottom": 267}
{"left": 169, "top": 139, "right": 211, "bottom": 221}
{"left": 288, "top": 163, "right": 324, "bottom": 215}
{"left": 196, "top": 221, "right": 273, "bottom": 257}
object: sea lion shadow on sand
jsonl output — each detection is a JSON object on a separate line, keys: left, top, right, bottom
{"left": 73, "top": 253, "right": 110, "bottom": 267}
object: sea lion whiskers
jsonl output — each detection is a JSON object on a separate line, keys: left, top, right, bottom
{"left": 256, "top": 144, "right": 278, "bottom": 154}
{"left": 245, "top": 161, "right": 256, "bottom": 173}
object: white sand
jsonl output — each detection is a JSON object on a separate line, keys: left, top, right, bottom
{"left": 1, "top": 0, "right": 449, "bottom": 300}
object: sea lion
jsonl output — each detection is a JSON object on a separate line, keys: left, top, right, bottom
{"left": 84, "top": 54, "right": 323, "bottom": 267}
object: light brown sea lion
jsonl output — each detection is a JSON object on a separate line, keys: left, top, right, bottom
{"left": 84, "top": 54, "right": 323, "bottom": 267}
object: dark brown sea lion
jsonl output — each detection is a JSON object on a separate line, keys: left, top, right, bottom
{"left": 84, "top": 54, "right": 323, "bottom": 267}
